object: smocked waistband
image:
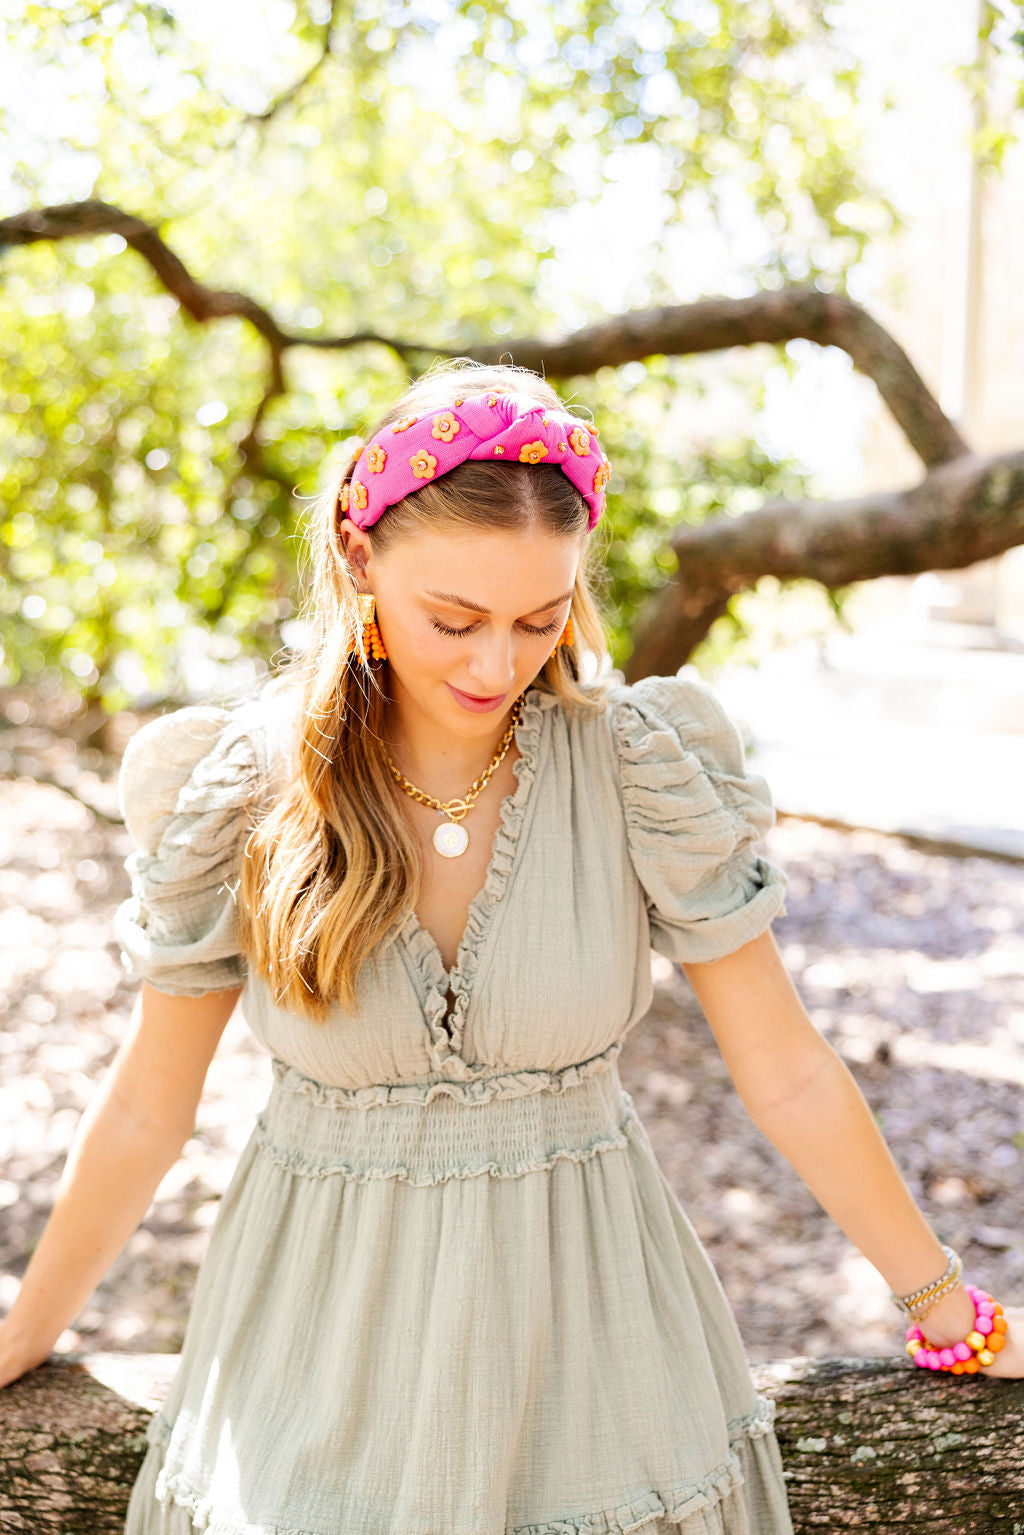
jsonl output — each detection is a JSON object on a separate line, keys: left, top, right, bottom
{"left": 253, "top": 1046, "right": 637, "bottom": 1186}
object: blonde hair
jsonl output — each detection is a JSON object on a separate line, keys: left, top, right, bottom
{"left": 237, "top": 359, "right": 614, "bottom": 1024}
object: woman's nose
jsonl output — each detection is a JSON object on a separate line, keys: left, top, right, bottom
{"left": 466, "top": 628, "right": 517, "bottom": 692}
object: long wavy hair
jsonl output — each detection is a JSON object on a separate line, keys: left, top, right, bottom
{"left": 236, "top": 358, "right": 615, "bottom": 1024}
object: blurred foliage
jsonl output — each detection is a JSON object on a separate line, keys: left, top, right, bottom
{"left": 958, "top": 1, "right": 1024, "bottom": 174}
{"left": 1, "top": 0, "right": 914, "bottom": 709}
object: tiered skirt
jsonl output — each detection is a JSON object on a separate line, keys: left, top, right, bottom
{"left": 125, "top": 1049, "right": 793, "bottom": 1535}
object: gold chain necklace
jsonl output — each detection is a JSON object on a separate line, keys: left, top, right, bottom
{"left": 383, "top": 695, "right": 525, "bottom": 858}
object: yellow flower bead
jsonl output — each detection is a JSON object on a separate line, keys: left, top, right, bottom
{"left": 352, "top": 480, "right": 368, "bottom": 510}
{"left": 519, "top": 440, "right": 548, "bottom": 463}
{"left": 367, "top": 443, "right": 387, "bottom": 473}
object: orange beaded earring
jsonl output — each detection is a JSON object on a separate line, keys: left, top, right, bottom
{"left": 354, "top": 592, "right": 388, "bottom": 664}
{"left": 555, "top": 614, "right": 574, "bottom": 649}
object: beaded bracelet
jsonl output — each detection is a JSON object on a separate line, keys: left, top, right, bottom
{"left": 906, "top": 1284, "right": 1009, "bottom": 1374}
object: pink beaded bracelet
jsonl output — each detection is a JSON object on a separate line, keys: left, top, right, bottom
{"left": 906, "top": 1284, "right": 1009, "bottom": 1375}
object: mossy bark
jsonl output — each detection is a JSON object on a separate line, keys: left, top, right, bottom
{"left": 752, "top": 1354, "right": 1024, "bottom": 1533}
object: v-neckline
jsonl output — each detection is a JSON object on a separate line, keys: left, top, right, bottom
{"left": 399, "top": 685, "right": 549, "bottom": 1054}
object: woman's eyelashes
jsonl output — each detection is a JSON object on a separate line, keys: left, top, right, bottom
{"left": 429, "top": 616, "right": 563, "bottom": 639}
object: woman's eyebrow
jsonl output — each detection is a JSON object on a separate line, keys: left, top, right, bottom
{"left": 424, "top": 588, "right": 574, "bottom": 615}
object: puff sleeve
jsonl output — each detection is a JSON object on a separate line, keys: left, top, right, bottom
{"left": 612, "top": 673, "right": 788, "bottom": 963}
{"left": 113, "top": 705, "right": 262, "bottom": 997}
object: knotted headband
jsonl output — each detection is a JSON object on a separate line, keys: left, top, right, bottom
{"left": 339, "top": 387, "right": 611, "bottom": 532}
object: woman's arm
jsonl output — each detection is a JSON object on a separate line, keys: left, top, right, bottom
{"left": 681, "top": 928, "right": 1023, "bottom": 1376}
{"left": 0, "top": 982, "right": 242, "bottom": 1390}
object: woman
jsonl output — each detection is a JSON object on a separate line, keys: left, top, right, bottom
{"left": 0, "top": 359, "right": 1018, "bottom": 1535}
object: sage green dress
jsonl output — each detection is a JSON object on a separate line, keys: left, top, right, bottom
{"left": 114, "top": 669, "right": 794, "bottom": 1535}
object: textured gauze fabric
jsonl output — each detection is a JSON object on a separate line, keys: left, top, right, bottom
{"left": 114, "top": 668, "right": 794, "bottom": 1535}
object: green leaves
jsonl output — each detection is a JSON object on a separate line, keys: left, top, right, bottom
{"left": 0, "top": 0, "right": 911, "bottom": 703}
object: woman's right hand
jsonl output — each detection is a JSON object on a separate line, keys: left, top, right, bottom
{"left": 0, "top": 1325, "right": 51, "bottom": 1391}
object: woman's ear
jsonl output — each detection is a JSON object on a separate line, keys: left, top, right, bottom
{"left": 339, "top": 519, "right": 371, "bottom": 578}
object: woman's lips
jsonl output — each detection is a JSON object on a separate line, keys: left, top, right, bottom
{"left": 446, "top": 683, "right": 507, "bottom": 712}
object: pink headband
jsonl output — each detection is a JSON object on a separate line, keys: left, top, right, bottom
{"left": 339, "top": 387, "right": 611, "bottom": 532}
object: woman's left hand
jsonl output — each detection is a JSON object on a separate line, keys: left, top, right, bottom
{"left": 978, "top": 1304, "right": 1024, "bottom": 1379}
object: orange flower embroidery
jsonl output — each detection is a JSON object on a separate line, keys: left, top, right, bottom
{"left": 367, "top": 443, "right": 387, "bottom": 473}
{"left": 391, "top": 416, "right": 418, "bottom": 433}
{"left": 568, "top": 426, "right": 591, "bottom": 456}
{"left": 592, "top": 460, "right": 611, "bottom": 495}
{"left": 352, "top": 480, "right": 369, "bottom": 510}
{"left": 410, "top": 450, "right": 438, "bottom": 479}
{"left": 432, "top": 413, "right": 460, "bottom": 442}
{"left": 338, "top": 483, "right": 350, "bottom": 512}
{"left": 519, "top": 440, "right": 548, "bottom": 463}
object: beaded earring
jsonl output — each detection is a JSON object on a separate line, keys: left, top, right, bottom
{"left": 555, "top": 614, "right": 574, "bottom": 649}
{"left": 354, "top": 592, "right": 387, "bottom": 663}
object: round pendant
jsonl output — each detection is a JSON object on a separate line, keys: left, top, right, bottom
{"left": 433, "top": 820, "right": 469, "bottom": 858}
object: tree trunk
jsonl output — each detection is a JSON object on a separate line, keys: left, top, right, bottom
{"left": 0, "top": 1353, "right": 178, "bottom": 1533}
{"left": 0, "top": 1352, "right": 1021, "bottom": 1532}
{"left": 750, "top": 1355, "right": 1024, "bottom": 1533}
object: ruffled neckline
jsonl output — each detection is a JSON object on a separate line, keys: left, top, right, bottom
{"left": 400, "top": 684, "right": 557, "bottom": 1072}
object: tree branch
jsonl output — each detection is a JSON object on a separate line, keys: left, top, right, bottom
{"left": 243, "top": 0, "right": 344, "bottom": 125}
{"left": 3, "top": 1352, "right": 1022, "bottom": 1531}
{"left": 5, "top": 198, "right": 1010, "bottom": 671}
{"left": 0, "top": 201, "right": 966, "bottom": 471}
{"left": 625, "top": 447, "right": 1024, "bottom": 678}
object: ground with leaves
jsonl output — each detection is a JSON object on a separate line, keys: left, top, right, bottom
{"left": 2, "top": 721, "right": 1022, "bottom": 1367}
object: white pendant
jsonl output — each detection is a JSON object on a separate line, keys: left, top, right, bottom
{"left": 433, "top": 820, "right": 469, "bottom": 858}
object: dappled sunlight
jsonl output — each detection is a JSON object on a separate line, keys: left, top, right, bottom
{"left": 889, "top": 1033, "right": 1024, "bottom": 1088}
{"left": 821, "top": 1250, "right": 893, "bottom": 1353}
{"left": 3, "top": 749, "right": 1023, "bottom": 1369}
